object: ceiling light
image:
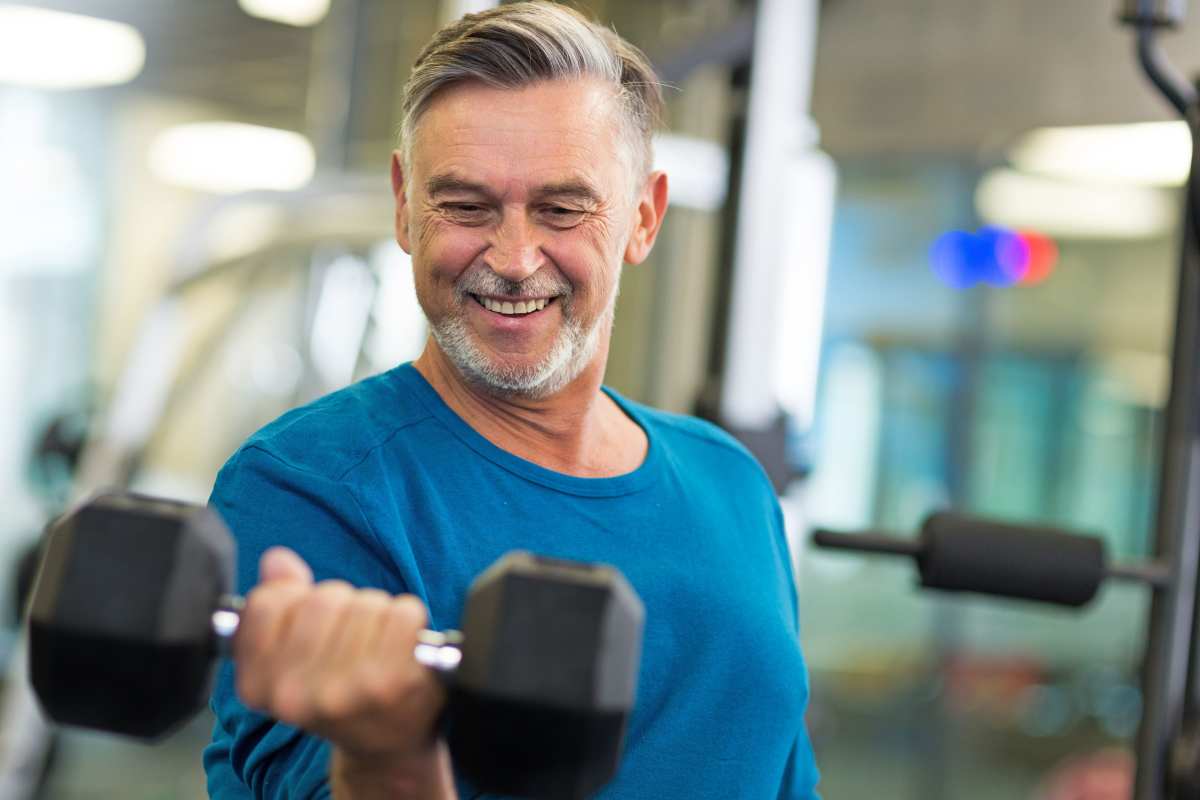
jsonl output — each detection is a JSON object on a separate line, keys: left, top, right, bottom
{"left": 149, "top": 122, "right": 316, "bottom": 194}
{"left": 975, "top": 168, "right": 1176, "bottom": 239}
{"left": 0, "top": 4, "right": 145, "bottom": 90}
{"left": 1009, "top": 121, "right": 1191, "bottom": 187}
{"left": 238, "top": 0, "right": 331, "bottom": 27}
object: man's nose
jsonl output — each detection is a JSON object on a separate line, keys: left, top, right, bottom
{"left": 486, "top": 213, "right": 545, "bottom": 282}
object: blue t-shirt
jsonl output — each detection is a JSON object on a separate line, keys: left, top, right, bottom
{"left": 204, "top": 363, "right": 820, "bottom": 799}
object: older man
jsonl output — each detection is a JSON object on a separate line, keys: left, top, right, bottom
{"left": 203, "top": 3, "right": 819, "bottom": 798}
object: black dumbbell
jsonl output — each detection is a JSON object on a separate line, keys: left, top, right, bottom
{"left": 27, "top": 492, "right": 644, "bottom": 800}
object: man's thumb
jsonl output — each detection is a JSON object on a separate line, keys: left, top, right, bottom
{"left": 259, "top": 547, "right": 314, "bottom": 585}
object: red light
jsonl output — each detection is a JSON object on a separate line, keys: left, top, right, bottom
{"left": 1015, "top": 230, "right": 1058, "bottom": 286}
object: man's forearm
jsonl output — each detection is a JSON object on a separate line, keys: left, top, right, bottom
{"left": 330, "top": 742, "right": 458, "bottom": 800}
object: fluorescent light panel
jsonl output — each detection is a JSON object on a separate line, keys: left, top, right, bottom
{"left": 0, "top": 4, "right": 145, "bottom": 89}
{"left": 1010, "top": 121, "right": 1191, "bottom": 187}
{"left": 238, "top": 0, "right": 331, "bottom": 27}
{"left": 975, "top": 167, "right": 1176, "bottom": 239}
{"left": 149, "top": 122, "right": 316, "bottom": 194}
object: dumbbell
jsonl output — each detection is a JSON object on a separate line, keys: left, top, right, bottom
{"left": 27, "top": 492, "right": 644, "bottom": 800}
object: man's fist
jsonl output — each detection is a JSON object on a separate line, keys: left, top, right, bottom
{"left": 233, "top": 547, "right": 447, "bottom": 763}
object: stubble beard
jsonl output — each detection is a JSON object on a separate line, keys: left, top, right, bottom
{"left": 427, "top": 270, "right": 619, "bottom": 400}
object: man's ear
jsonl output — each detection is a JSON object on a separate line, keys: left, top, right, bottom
{"left": 391, "top": 150, "right": 412, "bottom": 253}
{"left": 623, "top": 170, "right": 669, "bottom": 265}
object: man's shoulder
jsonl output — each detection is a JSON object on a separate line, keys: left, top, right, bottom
{"left": 234, "top": 366, "right": 434, "bottom": 481}
{"left": 617, "top": 394, "right": 764, "bottom": 476}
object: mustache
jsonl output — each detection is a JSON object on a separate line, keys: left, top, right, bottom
{"left": 455, "top": 267, "right": 572, "bottom": 300}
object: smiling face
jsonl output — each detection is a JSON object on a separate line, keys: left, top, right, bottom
{"left": 393, "top": 78, "right": 666, "bottom": 399}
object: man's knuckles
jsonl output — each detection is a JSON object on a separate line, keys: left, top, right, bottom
{"left": 301, "top": 579, "right": 356, "bottom": 614}
{"left": 268, "top": 672, "right": 315, "bottom": 726}
{"left": 239, "top": 581, "right": 308, "bottom": 639}
{"left": 387, "top": 594, "right": 429, "bottom": 634}
{"left": 357, "top": 662, "right": 426, "bottom": 710}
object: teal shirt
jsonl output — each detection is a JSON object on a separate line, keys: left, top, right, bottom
{"left": 203, "top": 363, "right": 820, "bottom": 799}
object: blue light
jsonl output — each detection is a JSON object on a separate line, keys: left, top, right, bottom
{"left": 930, "top": 230, "right": 975, "bottom": 289}
{"left": 930, "top": 226, "right": 1031, "bottom": 289}
{"left": 979, "top": 226, "right": 1030, "bottom": 286}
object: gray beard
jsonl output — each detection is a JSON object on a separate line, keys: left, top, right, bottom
{"left": 428, "top": 276, "right": 618, "bottom": 400}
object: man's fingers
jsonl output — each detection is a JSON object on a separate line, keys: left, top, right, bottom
{"left": 234, "top": 580, "right": 310, "bottom": 707}
{"left": 372, "top": 596, "right": 433, "bottom": 678}
{"left": 259, "top": 546, "right": 315, "bottom": 585}
{"left": 283, "top": 580, "right": 357, "bottom": 662}
{"left": 333, "top": 589, "right": 396, "bottom": 665}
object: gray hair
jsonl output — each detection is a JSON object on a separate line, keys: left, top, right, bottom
{"left": 398, "top": 1, "right": 664, "bottom": 180}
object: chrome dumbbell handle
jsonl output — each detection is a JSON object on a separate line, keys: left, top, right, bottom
{"left": 210, "top": 594, "right": 464, "bottom": 673}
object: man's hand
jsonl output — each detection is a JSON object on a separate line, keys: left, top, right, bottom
{"left": 234, "top": 547, "right": 455, "bottom": 798}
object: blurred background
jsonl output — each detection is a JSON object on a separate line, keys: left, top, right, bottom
{"left": 0, "top": 0, "right": 1193, "bottom": 797}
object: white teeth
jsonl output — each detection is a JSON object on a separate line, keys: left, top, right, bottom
{"left": 478, "top": 296, "right": 551, "bottom": 315}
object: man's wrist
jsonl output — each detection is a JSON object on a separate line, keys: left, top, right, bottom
{"left": 330, "top": 741, "right": 458, "bottom": 800}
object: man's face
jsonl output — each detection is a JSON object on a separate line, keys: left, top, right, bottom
{"left": 394, "top": 79, "right": 654, "bottom": 398}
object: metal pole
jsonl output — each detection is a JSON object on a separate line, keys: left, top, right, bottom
{"left": 305, "top": 0, "right": 362, "bottom": 172}
{"left": 718, "top": 0, "right": 829, "bottom": 431}
{"left": 1131, "top": 34, "right": 1200, "bottom": 800}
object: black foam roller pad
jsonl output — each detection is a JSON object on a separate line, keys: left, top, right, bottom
{"left": 918, "top": 513, "right": 1106, "bottom": 607}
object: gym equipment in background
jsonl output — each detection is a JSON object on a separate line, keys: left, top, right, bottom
{"left": 815, "top": 5, "right": 1200, "bottom": 797}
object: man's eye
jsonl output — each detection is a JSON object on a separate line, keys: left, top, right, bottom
{"left": 441, "top": 203, "right": 490, "bottom": 222}
{"left": 543, "top": 206, "right": 585, "bottom": 225}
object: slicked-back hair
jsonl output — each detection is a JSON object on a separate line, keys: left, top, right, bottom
{"left": 398, "top": 1, "right": 664, "bottom": 182}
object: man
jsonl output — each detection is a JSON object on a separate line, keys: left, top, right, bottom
{"left": 203, "top": 3, "right": 820, "bottom": 798}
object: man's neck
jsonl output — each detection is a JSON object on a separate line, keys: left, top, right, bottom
{"left": 412, "top": 344, "right": 646, "bottom": 478}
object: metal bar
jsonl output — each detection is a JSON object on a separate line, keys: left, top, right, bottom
{"left": 1133, "top": 76, "right": 1200, "bottom": 800}
{"left": 1108, "top": 562, "right": 1172, "bottom": 588}
{"left": 811, "top": 529, "right": 923, "bottom": 558}
{"left": 1135, "top": 25, "right": 1198, "bottom": 116}
{"left": 1121, "top": 0, "right": 1189, "bottom": 28}
{"left": 304, "top": 0, "right": 361, "bottom": 172}
{"left": 718, "top": 0, "right": 827, "bottom": 431}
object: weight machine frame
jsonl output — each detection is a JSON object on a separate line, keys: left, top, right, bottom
{"left": 1124, "top": 5, "right": 1200, "bottom": 796}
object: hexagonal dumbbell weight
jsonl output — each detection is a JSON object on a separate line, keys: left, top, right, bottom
{"left": 27, "top": 492, "right": 644, "bottom": 799}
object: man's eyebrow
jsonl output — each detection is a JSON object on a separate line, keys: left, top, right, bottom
{"left": 532, "top": 180, "right": 602, "bottom": 203}
{"left": 425, "top": 175, "right": 492, "bottom": 198}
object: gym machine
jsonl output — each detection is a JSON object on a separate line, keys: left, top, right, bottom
{"left": 813, "top": 2, "right": 1200, "bottom": 798}
{"left": 27, "top": 493, "right": 644, "bottom": 800}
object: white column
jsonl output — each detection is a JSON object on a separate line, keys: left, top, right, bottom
{"left": 719, "top": 0, "right": 835, "bottom": 433}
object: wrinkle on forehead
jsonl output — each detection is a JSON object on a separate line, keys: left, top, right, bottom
{"left": 410, "top": 79, "right": 635, "bottom": 197}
